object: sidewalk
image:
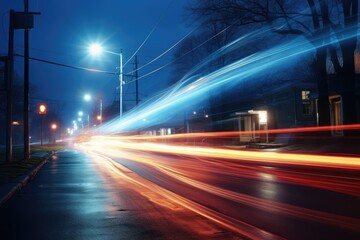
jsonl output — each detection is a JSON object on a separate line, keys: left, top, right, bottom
{"left": 0, "top": 152, "right": 51, "bottom": 207}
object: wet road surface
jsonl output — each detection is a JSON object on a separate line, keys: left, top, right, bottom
{"left": 0, "top": 149, "right": 238, "bottom": 240}
{"left": 78, "top": 138, "right": 360, "bottom": 240}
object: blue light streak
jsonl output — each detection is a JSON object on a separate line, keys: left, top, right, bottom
{"left": 94, "top": 24, "right": 359, "bottom": 134}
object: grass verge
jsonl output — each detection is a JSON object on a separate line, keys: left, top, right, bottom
{"left": 0, "top": 144, "right": 65, "bottom": 184}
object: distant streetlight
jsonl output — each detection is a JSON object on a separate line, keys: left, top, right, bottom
{"left": 84, "top": 93, "right": 103, "bottom": 127}
{"left": 72, "top": 120, "right": 78, "bottom": 130}
{"left": 84, "top": 94, "right": 91, "bottom": 101}
{"left": 88, "top": 43, "right": 123, "bottom": 119}
{"left": 51, "top": 123, "right": 57, "bottom": 144}
{"left": 38, "top": 103, "right": 47, "bottom": 115}
{"left": 38, "top": 103, "right": 47, "bottom": 146}
{"left": 78, "top": 110, "right": 89, "bottom": 129}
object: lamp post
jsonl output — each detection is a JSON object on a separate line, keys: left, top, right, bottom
{"left": 78, "top": 113, "right": 83, "bottom": 129}
{"left": 119, "top": 49, "right": 123, "bottom": 118}
{"left": 51, "top": 123, "right": 57, "bottom": 144}
{"left": 78, "top": 110, "right": 89, "bottom": 130}
{"left": 84, "top": 94, "right": 103, "bottom": 127}
{"left": 89, "top": 44, "right": 123, "bottom": 119}
{"left": 99, "top": 99, "right": 103, "bottom": 126}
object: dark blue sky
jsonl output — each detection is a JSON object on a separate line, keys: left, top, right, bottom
{"left": 1, "top": 0, "right": 190, "bottom": 125}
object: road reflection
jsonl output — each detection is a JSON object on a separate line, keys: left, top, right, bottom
{"left": 76, "top": 135, "right": 360, "bottom": 239}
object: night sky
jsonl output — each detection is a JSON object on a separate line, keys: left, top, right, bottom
{"left": 1, "top": 0, "right": 190, "bottom": 126}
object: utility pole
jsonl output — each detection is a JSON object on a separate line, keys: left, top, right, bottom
{"left": 119, "top": 49, "right": 123, "bottom": 118}
{"left": 6, "top": 8, "right": 38, "bottom": 163}
{"left": 135, "top": 55, "right": 139, "bottom": 105}
{"left": 99, "top": 99, "right": 103, "bottom": 126}
{"left": 6, "top": 10, "right": 15, "bottom": 163}
{"left": 24, "top": 0, "right": 30, "bottom": 160}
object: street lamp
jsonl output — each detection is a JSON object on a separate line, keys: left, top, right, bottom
{"left": 78, "top": 111, "right": 89, "bottom": 129}
{"left": 72, "top": 120, "right": 78, "bottom": 131}
{"left": 88, "top": 43, "right": 123, "bottom": 119}
{"left": 89, "top": 44, "right": 102, "bottom": 56}
{"left": 84, "top": 94, "right": 103, "bottom": 126}
{"left": 78, "top": 117, "right": 83, "bottom": 129}
{"left": 51, "top": 123, "right": 57, "bottom": 144}
{"left": 84, "top": 94, "right": 91, "bottom": 101}
{"left": 38, "top": 103, "right": 47, "bottom": 146}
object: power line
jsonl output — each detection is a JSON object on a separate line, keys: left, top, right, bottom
{"left": 125, "top": 26, "right": 198, "bottom": 76}
{"left": 15, "top": 54, "right": 116, "bottom": 75}
{"left": 126, "top": 25, "right": 232, "bottom": 84}
{"left": 124, "top": 0, "right": 175, "bottom": 67}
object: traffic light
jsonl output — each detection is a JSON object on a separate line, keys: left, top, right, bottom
{"left": 38, "top": 103, "right": 47, "bottom": 115}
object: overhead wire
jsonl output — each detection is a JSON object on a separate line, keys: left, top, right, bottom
{"left": 126, "top": 25, "right": 233, "bottom": 84}
{"left": 15, "top": 54, "right": 116, "bottom": 75}
{"left": 125, "top": 26, "right": 198, "bottom": 76}
{"left": 12, "top": 6, "right": 232, "bottom": 93}
{"left": 123, "top": 0, "right": 175, "bottom": 68}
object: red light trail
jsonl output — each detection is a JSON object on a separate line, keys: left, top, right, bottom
{"left": 74, "top": 131, "right": 360, "bottom": 239}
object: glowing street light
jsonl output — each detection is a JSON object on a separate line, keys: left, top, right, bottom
{"left": 89, "top": 43, "right": 103, "bottom": 56}
{"left": 78, "top": 111, "right": 83, "bottom": 117}
{"left": 38, "top": 103, "right": 47, "bottom": 146}
{"left": 84, "top": 94, "right": 102, "bottom": 128}
{"left": 38, "top": 103, "right": 47, "bottom": 115}
{"left": 84, "top": 94, "right": 91, "bottom": 101}
{"left": 84, "top": 94, "right": 103, "bottom": 127}
{"left": 51, "top": 123, "right": 58, "bottom": 144}
{"left": 88, "top": 43, "right": 123, "bottom": 119}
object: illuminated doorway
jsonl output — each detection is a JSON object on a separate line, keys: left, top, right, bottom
{"left": 329, "top": 95, "right": 343, "bottom": 136}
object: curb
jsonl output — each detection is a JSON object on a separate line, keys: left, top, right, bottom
{"left": 246, "top": 142, "right": 287, "bottom": 149}
{"left": 0, "top": 152, "right": 55, "bottom": 207}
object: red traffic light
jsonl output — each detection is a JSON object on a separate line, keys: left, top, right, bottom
{"left": 38, "top": 103, "right": 47, "bottom": 115}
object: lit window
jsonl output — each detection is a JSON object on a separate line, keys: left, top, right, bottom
{"left": 301, "top": 90, "right": 312, "bottom": 115}
{"left": 302, "top": 90, "right": 310, "bottom": 100}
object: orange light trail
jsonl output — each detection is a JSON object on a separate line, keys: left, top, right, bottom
{"left": 75, "top": 135, "right": 360, "bottom": 238}
{"left": 88, "top": 136, "right": 360, "bottom": 170}
{"left": 84, "top": 150, "right": 284, "bottom": 240}
{"left": 105, "top": 124, "right": 360, "bottom": 140}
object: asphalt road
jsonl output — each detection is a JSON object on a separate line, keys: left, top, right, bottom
{"left": 80, "top": 139, "right": 360, "bottom": 240}
{"left": 109, "top": 155, "right": 360, "bottom": 239}
{"left": 0, "top": 149, "right": 238, "bottom": 240}
{"left": 1, "top": 145, "right": 359, "bottom": 239}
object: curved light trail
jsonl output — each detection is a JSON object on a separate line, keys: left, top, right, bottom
{"left": 75, "top": 134, "right": 360, "bottom": 239}
{"left": 89, "top": 24, "right": 359, "bottom": 134}
{"left": 70, "top": 18, "right": 360, "bottom": 239}
{"left": 85, "top": 135, "right": 360, "bottom": 170}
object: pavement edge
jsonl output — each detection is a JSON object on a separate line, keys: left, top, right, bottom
{"left": 0, "top": 152, "right": 56, "bottom": 207}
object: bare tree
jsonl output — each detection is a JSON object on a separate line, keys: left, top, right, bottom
{"left": 186, "top": 0, "right": 359, "bottom": 128}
